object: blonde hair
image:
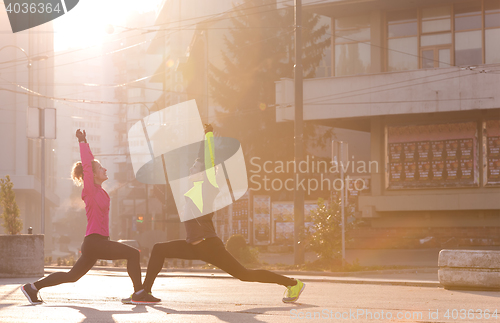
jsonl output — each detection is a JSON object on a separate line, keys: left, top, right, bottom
{"left": 71, "top": 160, "right": 101, "bottom": 186}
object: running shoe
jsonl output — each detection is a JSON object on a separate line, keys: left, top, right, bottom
{"left": 21, "top": 284, "right": 43, "bottom": 305}
{"left": 282, "top": 279, "right": 305, "bottom": 303}
{"left": 131, "top": 290, "right": 161, "bottom": 305}
{"left": 121, "top": 294, "right": 133, "bottom": 304}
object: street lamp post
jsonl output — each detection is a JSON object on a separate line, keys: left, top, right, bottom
{"left": 0, "top": 45, "right": 48, "bottom": 234}
{"left": 294, "top": 0, "right": 305, "bottom": 265}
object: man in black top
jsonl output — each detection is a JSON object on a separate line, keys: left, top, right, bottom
{"left": 131, "top": 125, "right": 305, "bottom": 305}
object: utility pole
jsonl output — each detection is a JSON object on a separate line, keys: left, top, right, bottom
{"left": 294, "top": 0, "right": 305, "bottom": 265}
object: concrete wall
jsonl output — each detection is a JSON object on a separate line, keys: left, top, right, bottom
{"left": 0, "top": 235, "right": 44, "bottom": 278}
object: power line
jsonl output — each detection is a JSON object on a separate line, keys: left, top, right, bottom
{"left": 0, "top": 85, "right": 155, "bottom": 105}
{"left": 2, "top": 1, "right": 498, "bottom": 113}
{"left": 306, "top": 97, "right": 494, "bottom": 105}
{"left": 0, "top": 28, "right": 295, "bottom": 102}
{"left": 0, "top": 0, "right": 298, "bottom": 72}
{"left": 0, "top": 0, "right": 492, "bottom": 78}
{"left": 0, "top": 0, "right": 331, "bottom": 74}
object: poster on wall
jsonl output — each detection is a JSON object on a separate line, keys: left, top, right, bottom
{"left": 253, "top": 195, "right": 271, "bottom": 245}
{"left": 271, "top": 201, "right": 320, "bottom": 244}
{"left": 387, "top": 122, "right": 478, "bottom": 189}
{"left": 431, "top": 160, "right": 445, "bottom": 182}
{"left": 460, "top": 159, "right": 473, "bottom": 180}
{"left": 231, "top": 193, "right": 249, "bottom": 241}
{"left": 445, "top": 160, "right": 459, "bottom": 181}
{"left": 431, "top": 141, "right": 445, "bottom": 161}
{"left": 417, "top": 161, "right": 431, "bottom": 181}
{"left": 275, "top": 222, "right": 315, "bottom": 245}
{"left": 488, "top": 159, "right": 500, "bottom": 182}
{"left": 488, "top": 137, "right": 500, "bottom": 158}
{"left": 275, "top": 222, "right": 294, "bottom": 244}
{"left": 389, "top": 143, "right": 403, "bottom": 162}
{"left": 445, "top": 140, "right": 459, "bottom": 160}
{"left": 403, "top": 162, "right": 417, "bottom": 182}
{"left": 485, "top": 120, "right": 500, "bottom": 186}
{"left": 417, "top": 141, "right": 430, "bottom": 161}
{"left": 459, "top": 139, "right": 473, "bottom": 160}
{"left": 403, "top": 142, "right": 416, "bottom": 162}
{"left": 390, "top": 162, "right": 403, "bottom": 182}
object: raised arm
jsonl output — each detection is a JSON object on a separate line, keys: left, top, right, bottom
{"left": 76, "top": 129, "right": 96, "bottom": 196}
{"left": 203, "top": 124, "right": 218, "bottom": 188}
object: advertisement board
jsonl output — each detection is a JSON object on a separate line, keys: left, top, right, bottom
{"left": 485, "top": 120, "right": 500, "bottom": 186}
{"left": 253, "top": 195, "right": 271, "bottom": 245}
{"left": 387, "top": 122, "right": 478, "bottom": 189}
{"left": 271, "top": 201, "right": 320, "bottom": 244}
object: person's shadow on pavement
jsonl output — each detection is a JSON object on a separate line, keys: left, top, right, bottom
{"left": 45, "top": 304, "right": 148, "bottom": 322}
{"left": 146, "top": 303, "right": 318, "bottom": 323}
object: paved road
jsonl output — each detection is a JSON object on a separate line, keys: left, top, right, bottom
{"left": 1, "top": 269, "right": 499, "bottom": 323}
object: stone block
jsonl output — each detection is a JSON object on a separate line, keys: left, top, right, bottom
{"left": 0, "top": 234, "right": 44, "bottom": 278}
{"left": 438, "top": 249, "right": 500, "bottom": 290}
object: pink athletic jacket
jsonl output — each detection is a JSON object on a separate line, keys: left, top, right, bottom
{"left": 80, "top": 143, "right": 110, "bottom": 237}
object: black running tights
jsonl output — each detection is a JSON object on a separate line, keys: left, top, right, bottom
{"left": 142, "top": 237, "right": 295, "bottom": 293}
{"left": 34, "top": 234, "right": 143, "bottom": 292}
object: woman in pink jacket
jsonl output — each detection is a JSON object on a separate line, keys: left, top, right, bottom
{"left": 21, "top": 129, "right": 143, "bottom": 305}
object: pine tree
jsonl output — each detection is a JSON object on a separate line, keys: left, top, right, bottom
{"left": 0, "top": 175, "right": 23, "bottom": 235}
{"left": 209, "top": 0, "right": 330, "bottom": 161}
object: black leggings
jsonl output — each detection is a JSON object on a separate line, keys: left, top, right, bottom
{"left": 142, "top": 237, "right": 295, "bottom": 293}
{"left": 34, "top": 234, "right": 143, "bottom": 292}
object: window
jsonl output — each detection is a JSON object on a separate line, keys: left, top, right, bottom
{"left": 387, "top": 10, "right": 418, "bottom": 71}
{"left": 315, "top": 15, "right": 333, "bottom": 77}
{"left": 387, "top": 1, "right": 500, "bottom": 71}
{"left": 454, "top": 2, "right": 482, "bottom": 66}
{"left": 334, "top": 14, "right": 371, "bottom": 76}
{"left": 485, "top": 0, "right": 500, "bottom": 63}
{"left": 420, "top": 6, "right": 452, "bottom": 68}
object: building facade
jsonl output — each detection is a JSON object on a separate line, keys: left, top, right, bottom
{"left": 275, "top": 0, "right": 500, "bottom": 247}
{"left": 0, "top": 12, "right": 58, "bottom": 253}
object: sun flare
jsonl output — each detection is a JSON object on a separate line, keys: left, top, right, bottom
{"left": 54, "top": 0, "right": 162, "bottom": 51}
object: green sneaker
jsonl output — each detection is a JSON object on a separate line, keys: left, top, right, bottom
{"left": 121, "top": 294, "right": 133, "bottom": 304}
{"left": 282, "top": 279, "right": 305, "bottom": 303}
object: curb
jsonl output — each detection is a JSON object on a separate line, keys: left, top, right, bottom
{"left": 44, "top": 266, "right": 438, "bottom": 276}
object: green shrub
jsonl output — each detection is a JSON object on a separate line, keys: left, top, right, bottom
{"left": 0, "top": 175, "right": 22, "bottom": 235}
{"left": 303, "top": 198, "right": 356, "bottom": 264}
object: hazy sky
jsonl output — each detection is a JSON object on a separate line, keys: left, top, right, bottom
{"left": 53, "top": 0, "right": 162, "bottom": 51}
